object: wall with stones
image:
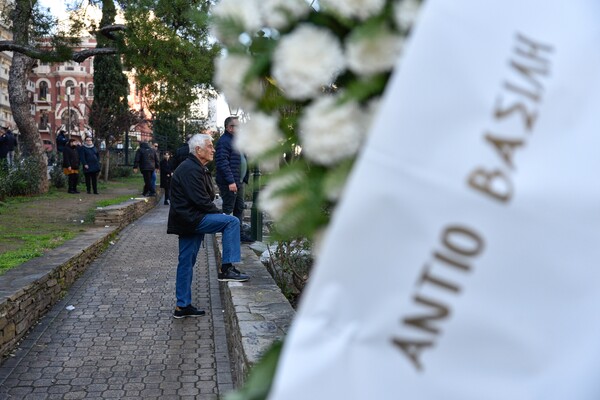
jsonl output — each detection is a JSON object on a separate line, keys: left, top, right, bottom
{"left": 0, "top": 195, "right": 160, "bottom": 360}
{"left": 213, "top": 237, "right": 296, "bottom": 387}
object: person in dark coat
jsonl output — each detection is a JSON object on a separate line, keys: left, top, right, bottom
{"left": 215, "top": 116, "right": 253, "bottom": 243}
{"left": 56, "top": 130, "right": 68, "bottom": 153}
{"left": 133, "top": 140, "right": 159, "bottom": 196}
{"left": 160, "top": 152, "right": 173, "bottom": 205}
{"left": 62, "top": 138, "right": 80, "bottom": 194}
{"left": 4, "top": 129, "right": 16, "bottom": 167}
{"left": 0, "top": 128, "right": 8, "bottom": 165}
{"left": 167, "top": 133, "right": 249, "bottom": 319}
{"left": 172, "top": 134, "right": 192, "bottom": 171}
{"left": 80, "top": 136, "right": 101, "bottom": 194}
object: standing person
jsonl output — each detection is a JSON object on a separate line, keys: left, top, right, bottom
{"left": 0, "top": 128, "right": 8, "bottom": 166}
{"left": 215, "top": 117, "right": 254, "bottom": 243}
{"left": 160, "top": 152, "right": 173, "bottom": 205}
{"left": 151, "top": 142, "right": 159, "bottom": 191}
{"left": 62, "top": 138, "right": 80, "bottom": 194}
{"left": 133, "top": 140, "right": 159, "bottom": 196}
{"left": 172, "top": 134, "right": 191, "bottom": 171}
{"left": 167, "top": 133, "right": 250, "bottom": 318}
{"left": 56, "top": 130, "right": 68, "bottom": 153}
{"left": 80, "top": 136, "right": 101, "bottom": 194}
{"left": 4, "top": 129, "right": 16, "bottom": 167}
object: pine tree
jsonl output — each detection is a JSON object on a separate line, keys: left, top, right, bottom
{"left": 89, "top": 0, "right": 130, "bottom": 181}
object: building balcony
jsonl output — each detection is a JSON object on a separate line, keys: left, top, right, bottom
{"left": 34, "top": 94, "right": 52, "bottom": 103}
{"left": 34, "top": 65, "right": 51, "bottom": 74}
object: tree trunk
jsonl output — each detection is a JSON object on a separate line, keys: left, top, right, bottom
{"left": 103, "top": 151, "right": 110, "bottom": 182}
{"left": 9, "top": 52, "right": 49, "bottom": 193}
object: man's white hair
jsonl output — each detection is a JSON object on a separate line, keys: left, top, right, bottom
{"left": 188, "top": 133, "right": 213, "bottom": 154}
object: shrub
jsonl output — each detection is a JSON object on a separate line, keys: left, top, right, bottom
{"left": 50, "top": 165, "right": 66, "bottom": 188}
{"left": 110, "top": 165, "right": 133, "bottom": 179}
{"left": 0, "top": 157, "right": 43, "bottom": 200}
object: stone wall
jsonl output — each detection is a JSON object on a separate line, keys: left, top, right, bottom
{"left": 95, "top": 190, "right": 161, "bottom": 228}
{"left": 212, "top": 236, "right": 296, "bottom": 387}
{"left": 0, "top": 195, "right": 160, "bottom": 360}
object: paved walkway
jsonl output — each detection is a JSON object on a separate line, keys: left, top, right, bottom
{"left": 0, "top": 203, "right": 234, "bottom": 399}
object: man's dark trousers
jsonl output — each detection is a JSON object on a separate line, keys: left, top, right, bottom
{"left": 219, "top": 184, "right": 244, "bottom": 226}
{"left": 142, "top": 170, "right": 154, "bottom": 195}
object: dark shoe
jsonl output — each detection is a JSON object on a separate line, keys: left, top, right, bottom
{"left": 173, "top": 305, "right": 206, "bottom": 319}
{"left": 147, "top": 192, "right": 156, "bottom": 197}
{"left": 87, "top": 191, "right": 91, "bottom": 194}
{"left": 240, "top": 235, "right": 255, "bottom": 244}
{"left": 68, "top": 190, "right": 75, "bottom": 194}
{"left": 74, "top": 190, "right": 80, "bottom": 193}
{"left": 218, "top": 268, "right": 250, "bottom": 282}
{"left": 94, "top": 192, "right": 99, "bottom": 195}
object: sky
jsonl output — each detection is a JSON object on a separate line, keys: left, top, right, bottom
{"left": 37, "top": 0, "right": 68, "bottom": 19}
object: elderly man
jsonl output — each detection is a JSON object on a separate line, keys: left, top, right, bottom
{"left": 167, "top": 133, "right": 250, "bottom": 318}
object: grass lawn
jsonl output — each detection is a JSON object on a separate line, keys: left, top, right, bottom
{"left": 0, "top": 175, "right": 148, "bottom": 273}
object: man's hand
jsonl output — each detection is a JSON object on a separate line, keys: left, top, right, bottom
{"left": 228, "top": 183, "right": 237, "bottom": 193}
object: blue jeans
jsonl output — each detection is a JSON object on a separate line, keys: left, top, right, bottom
{"left": 151, "top": 171, "right": 157, "bottom": 193}
{"left": 175, "top": 213, "right": 241, "bottom": 307}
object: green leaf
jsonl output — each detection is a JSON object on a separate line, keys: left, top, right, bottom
{"left": 226, "top": 341, "right": 283, "bottom": 400}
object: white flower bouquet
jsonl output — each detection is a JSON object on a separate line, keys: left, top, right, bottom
{"left": 212, "top": 0, "right": 421, "bottom": 239}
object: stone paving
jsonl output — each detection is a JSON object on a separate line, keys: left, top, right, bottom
{"left": 0, "top": 204, "right": 234, "bottom": 399}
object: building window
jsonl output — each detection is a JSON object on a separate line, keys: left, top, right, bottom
{"left": 87, "top": 84, "right": 94, "bottom": 97}
{"left": 39, "top": 81, "right": 48, "bottom": 100}
{"left": 39, "top": 112, "right": 49, "bottom": 130}
{"left": 56, "top": 82, "right": 61, "bottom": 96}
{"left": 65, "top": 80, "right": 75, "bottom": 96}
{"left": 61, "top": 109, "right": 79, "bottom": 132}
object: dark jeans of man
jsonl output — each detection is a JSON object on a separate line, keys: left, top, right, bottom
{"left": 142, "top": 170, "right": 155, "bottom": 195}
{"left": 218, "top": 183, "right": 245, "bottom": 227}
{"left": 84, "top": 172, "right": 98, "bottom": 194}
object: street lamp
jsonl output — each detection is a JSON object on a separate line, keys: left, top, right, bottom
{"left": 67, "top": 91, "right": 71, "bottom": 138}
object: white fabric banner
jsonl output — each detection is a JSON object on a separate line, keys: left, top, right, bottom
{"left": 268, "top": 1, "right": 600, "bottom": 399}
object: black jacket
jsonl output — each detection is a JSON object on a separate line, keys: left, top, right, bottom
{"left": 172, "top": 143, "right": 189, "bottom": 171}
{"left": 62, "top": 145, "right": 80, "bottom": 169}
{"left": 56, "top": 133, "right": 68, "bottom": 153}
{"left": 167, "top": 154, "right": 220, "bottom": 235}
{"left": 133, "top": 142, "right": 159, "bottom": 171}
{"left": 159, "top": 158, "right": 173, "bottom": 188}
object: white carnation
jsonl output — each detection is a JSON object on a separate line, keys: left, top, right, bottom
{"left": 345, "top": 28, "right": 404, "bottom": 76}
{"left": 272, "top": 24, "right": 345, "bottom": 100}
{"left": 299, "top": 95, "right": 367, "bottom": 165}
{"left": 235, "top": 113, "right": 283, "bottom": 158}
{"left": 394, "top": 0, "right": 422, "bottom": 32}
{"left": 260, "top": 0, "right": 310, "bottom": 29}
{"left": 321, "top": 0, "right": 386, "bottom": 21}
{"left": 214, "top": 54, "right": 260, "bottom": 110}
{"left": 212, "top": 0, "right": 262, "bottom": 36}
{"left": 259, "top": 172, "right": 303, "bottom": 221}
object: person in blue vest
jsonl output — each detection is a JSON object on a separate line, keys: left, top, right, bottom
{"left": 80, "top": 136, "right": 101, "bottom": 194}
{"left": 215, "top": 116, "right": 254, "bottom": 243}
